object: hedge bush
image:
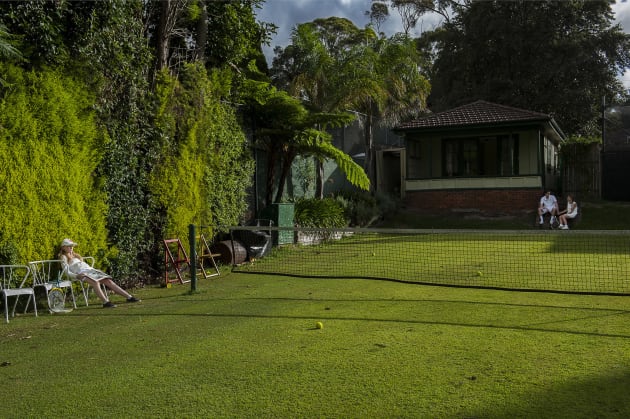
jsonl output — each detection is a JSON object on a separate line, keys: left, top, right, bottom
{"left": 0, "top": 64, "right": 108, "bottom": 262}
{"left": 150, "top": 64, "right": 254, "bottom": 241}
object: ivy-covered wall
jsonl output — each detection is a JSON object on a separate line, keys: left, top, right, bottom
{"left": 151, "top": 64, "right": 254, "bottom": 241}
{"left": 0, "top": 62, "right": 255, "bottom": 282}
{"left": 0, "top": 64, "right": 108, "bottom": 262}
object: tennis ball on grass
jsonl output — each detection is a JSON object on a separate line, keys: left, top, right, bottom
{"left": 316, "top": 321, "right": 323, "bottom": 329}
{"left": 477, "top": 271, "right": 483, "bottom": 277}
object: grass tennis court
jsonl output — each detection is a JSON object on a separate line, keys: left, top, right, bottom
{"left": 235, "top": 229, "right": 630, "bottom": 295}
{"left": 1, "top": 268, "right": 630, "bottom": 418}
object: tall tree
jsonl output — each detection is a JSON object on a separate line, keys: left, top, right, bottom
{"left": 427, "top": 0, "right": 630, "bottom": 135}
{"left": 333, "top": 34, "right": 430, "bottom": 187}
{"left": 245, "top": 78, "right": 369, "bottom": 205}
{"left": 273, "top": 18, "right": 430, "bottom": 193}
{"left": 154, "top": 0, "right": 187, "bottom": 72}
{"left": 369, "top": 0, "right": 459, "bottom": 36}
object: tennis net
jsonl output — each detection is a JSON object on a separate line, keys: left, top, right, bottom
{"left": 226, "top": 227, "right": 630, "bottom": 295}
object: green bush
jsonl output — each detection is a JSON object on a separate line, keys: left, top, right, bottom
{"left": 0, "top": 64, "right": 108, "bottom": 263}
{"left": 333, "top": 190, "right": 399, "bottom": 227}
{"left": 0, "top": 238, "right": 18, "bottom": 265}
{"left": 150, "top": 64, "right": 254, "bottom": 241}
{"left": 294, "top": 198, "right": 347, "bottom": 228}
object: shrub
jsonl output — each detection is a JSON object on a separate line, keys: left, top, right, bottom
{"left": 294, "top": 198, "right": 347, "bottom": 228}
{"left": 150, "top": 64, "right": 254, "bottom": 241}
{"left": 0, "top": 64, "right": 108, "bottom": 263}
{"left": 333, "top": 190, "right": 399, "bottom": 227}
{"left": 0, "top": 239, "right": 18, "bottom": 265}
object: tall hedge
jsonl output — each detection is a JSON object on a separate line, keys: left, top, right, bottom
{"left": 151, "top": 64, "right": 254, "bottom": 241}
{"left": 0, "top": 64, "right": 108, "bottom": 262}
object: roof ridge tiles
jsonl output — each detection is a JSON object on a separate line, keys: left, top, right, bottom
{"left": 396, "top": 100, "right": 552, "bottom": 130}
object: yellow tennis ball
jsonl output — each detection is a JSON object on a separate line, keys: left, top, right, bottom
{"left": 316, "top": 321, "right": 323, "bottom": 329}
{"left": 477, "top": 271, "right": 483, "bottom": 277}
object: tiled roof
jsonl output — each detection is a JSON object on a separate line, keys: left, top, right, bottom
{"left": 396, "top": 100, "right": 552, "bottom": 130}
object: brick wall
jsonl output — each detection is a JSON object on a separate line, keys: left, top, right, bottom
{"left": 404, "top": 189, "right": 543, "bottom": 216}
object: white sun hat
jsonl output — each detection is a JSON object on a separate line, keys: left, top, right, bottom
{"left": 60, "top": 238, "right": 78, "bottom": 247}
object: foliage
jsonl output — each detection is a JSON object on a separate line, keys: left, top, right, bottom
{"left": 244, "top": 77, "right": 369, "bottom": 204}
{"left": 370, "top": 0, "right": 459, "bottom": 35}
{"left": 426, "top": 0, "right": 630, "bottom": 136}
{"left": 293, "top": 156, "right": 316, "bottom": 198}
{"left": 151, "top": 64, "right": 254, "bottom": 239}
{"left": 204, "top": 0, "right": 274, "bottom": 70}
{"left": 272, "top": 19, "right": 430, "bottom": 191}
{"left": 0, "top": 64, "right": 108, "bottom": 262}
{"left": 0, "top": 1, "right": 69, "bottom": 66}
{"left": 0, "top": 23, "right": 22, "bottom": 81}
{"left": 72, "top": 0, "right": 156, "bottom": 281}
{"left": 334, "top": 190, "right": 399, "bottom": 227}
{"left": 0, "top": 234, "right": 18, "bottom": 265}
{"left": 294, "top": 198, "right": 347, "bottom": 228}
{"left": 0, "top": 0, "right": 272, "bottom": 283}
{"left": 560, "top": 135, "right": 602, "bottom": 148}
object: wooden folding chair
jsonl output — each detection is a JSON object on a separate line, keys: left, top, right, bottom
{"left": 196, "top": 234, "right": 221, "bottom": 279}
{"left": 163, "top": 238, "right": 191, "bottom": 285}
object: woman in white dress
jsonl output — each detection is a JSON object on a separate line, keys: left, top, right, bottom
{"left": 58, "top": 238, "right": 140, "bottom": 308}
{"left": 558, "top": 195, "right": 578, "bottom": 230}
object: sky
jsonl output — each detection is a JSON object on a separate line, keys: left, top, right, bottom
{"left": 256, "top": 0, "right": 630, "bottom": 88}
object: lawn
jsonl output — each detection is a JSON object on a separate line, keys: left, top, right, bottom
{"left": 1, "top": 270, "right": 630, "bottom": 418}
{"left": 2, "top": 200, "right": 629, "bottom": 418}
{"left": 235, "top": 229, "right": 630, "bottom": 295}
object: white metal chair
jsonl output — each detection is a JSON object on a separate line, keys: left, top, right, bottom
{"left": 28, "top": 259, "right": 78, "bottom": 312}
{"left": 0, "top": 265, "right": 38, "bottom": 323}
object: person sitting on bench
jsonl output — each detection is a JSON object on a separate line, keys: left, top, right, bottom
{"left": 538, "top": 190, "right": 559, "bottom": 226}
{"left": 558, "top": 195, "right": 578, "bottom": 230}
{"left": 58, "top": 238, "right": 140, "bottom": 308}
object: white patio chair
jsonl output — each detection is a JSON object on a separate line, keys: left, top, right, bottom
{"left": 28, "top": 259, "right": 78, "bottom": 313}
{"left": 0, "top": 264, "right": 38, "bottom": 323}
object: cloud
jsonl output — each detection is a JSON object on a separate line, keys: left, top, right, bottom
{"left": 256, "top": 0, "right": 446, "bottom": 62}
{"left": 258, "top": 0, "right": 630, "bottom": 88}
{"left": 256, "top": 0, "right": 373, "bottom": 60}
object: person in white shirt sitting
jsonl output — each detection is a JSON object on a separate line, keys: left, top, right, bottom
{"left": 537, "top": 190, "right": 559, "bottom": 226}
{"left": 58, "top": 238, "right": 140, "bottom": 308}
{"left": 558, "top": 195, "right": 578, "bottom": 230}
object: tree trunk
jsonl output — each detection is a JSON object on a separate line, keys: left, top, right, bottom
{"left": 155, "top": 0, "right": 184, "bottom": 73}
{"left": 265, "top": 148, "right": 276, "bottom": 207}
{"left": 155, "top": 0, "right": 172, "bottom": 72}
{"left": 315, "top": 159, "right": 324, "bottom": 199}
{"left": 274, "top": 150, "right": 296, "bottom": 203}
{"left": 364, "top": 112, "right": 375, "bottom": 193}
{"left": 194, "top": 2, "right": 207, "bottom": 61}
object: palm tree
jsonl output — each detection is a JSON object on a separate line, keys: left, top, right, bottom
{"left": 245, "top": 79, "right": 369, "bottom": 205}
{"left": 0, "top": 24, "right": 20, "bottom": 59}
{"left": 0, "top": 24, "right": 22, "bottom": 86}
{"left": 273, "top": 19, "right": 430, "bottom": 193}
{"left": 328, "top": 32, "right": 430, "bottom": 190}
